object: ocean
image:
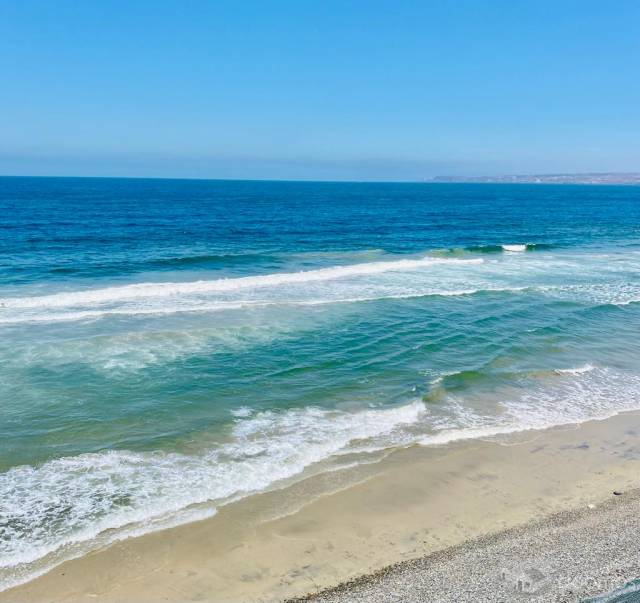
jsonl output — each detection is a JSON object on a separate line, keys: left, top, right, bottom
{"left": 2, "top": 177, "right": 640, "bottom": 590}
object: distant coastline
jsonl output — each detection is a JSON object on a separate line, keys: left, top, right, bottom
{"left": 2, "top": 173, "right": 640, "bottom": 185}
{"left": 431, "top": 172, "right": 640, "bottom": 185}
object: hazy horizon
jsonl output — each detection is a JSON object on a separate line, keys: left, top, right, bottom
{"left": 2, "top": 171, "right": 640, "bottom": 185}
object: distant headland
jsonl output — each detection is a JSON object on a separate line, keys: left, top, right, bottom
{"left": 431, "top": 172, "right": 640, "bottom": 185}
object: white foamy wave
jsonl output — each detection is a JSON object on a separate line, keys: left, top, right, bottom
{"left": 542, "top": 283, "right": 640, "bottom": 307}
{"left": 5, "top": 247, "right": 640, "bottom": 325}
{"left": 0, "top": 287, "right": 523, "bottom": 326}
{"left": 0, "top": 303, "right": 244, "bottom": 325}
{"left": 3, "top": 366, "right": 640, "bottom": 591}
{"left": 0, "top": 257, "right": 482, "bottom": 310}
{"left": 0, "top": 400, "right": 425, "bottom": 589}
{"left": 554, "top": 364, "right": 596, "bottom": 375}
{"left": 0, "top": 255, "right": 511, "bottom": 325}
{"left": 421, "top": 366, "right": 640, "bottom": 447}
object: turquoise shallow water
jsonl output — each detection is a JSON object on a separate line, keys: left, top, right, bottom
{"left": 586, "top": 580, "right": 640, "bottom": 602}
{"left": 2, "top": 177, "right": 640, "bottom": 589}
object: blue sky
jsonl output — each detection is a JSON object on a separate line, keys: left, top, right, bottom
{"left": 1, "top": 1, "right": 639, "bottom": 180}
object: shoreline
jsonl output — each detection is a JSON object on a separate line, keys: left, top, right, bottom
{"left": 288, "top": 489, "right": 640, "bottom": 602}
{"left": 2, "top": 411, "right": 640, "bottom": 602}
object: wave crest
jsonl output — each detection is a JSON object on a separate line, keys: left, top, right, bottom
{"left": 1, "top": 257, "right": 482, "bottom": 311}
{"left": 0, "top": 400, "right": 426, "bottom": 588}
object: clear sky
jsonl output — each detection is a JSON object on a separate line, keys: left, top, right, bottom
{"left": 1, "top": 1, "right": 639, "bottom": 181}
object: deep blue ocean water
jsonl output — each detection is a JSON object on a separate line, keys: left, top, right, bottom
{"left": 2, "top": 177, "right": 640, "bottom": 589}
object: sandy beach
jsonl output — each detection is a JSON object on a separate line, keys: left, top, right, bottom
{"left": 289, "top": 489, "right": 640, "bottom": 603}
{"left": 2, "top": 411, "right": 640, "bottom": 603}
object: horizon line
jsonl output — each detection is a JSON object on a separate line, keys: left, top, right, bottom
{"left": 2, "top": 173, "right": 640, "bottom": 186}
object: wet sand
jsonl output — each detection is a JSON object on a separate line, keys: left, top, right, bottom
{"left": 2, "top": 412, "right": 640, "bottom": 602}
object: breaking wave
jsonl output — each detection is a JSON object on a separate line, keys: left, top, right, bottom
{"left": 3, "top": 365, "right": 640, "bottom": 592}
{"left": 0, "top": 256, "right": 488, "bottom": 324}
{"left": 1, "top": 257, "right": 481, "bottom": 310}
{"left": 0, "top": 401, "right": 426, "bottom": 590}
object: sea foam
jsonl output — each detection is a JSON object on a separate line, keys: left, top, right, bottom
{"left": 0, "top": 400, "right": 426, "bottom": 589}
{"left": 0, "top": 256, "right": 492, "bottom": 325}
{"left": 0, "top": 257, "right": 482, "bottom": 310}
{"left": 3, "top": 366, "right": 640, "bottom": 593}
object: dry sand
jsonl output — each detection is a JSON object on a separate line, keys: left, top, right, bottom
{"left": 290, "top": 491, "right": 640, "bottom": 603}
{"left": 2, "top": 412, "right": 640, "bottom": 603}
